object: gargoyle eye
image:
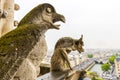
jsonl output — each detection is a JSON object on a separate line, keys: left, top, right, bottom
{"left": 46, "top": 7, "right": 52, "bottom": 13}
{"left": 75, "top": 41, "right": 79, "bottom": 45}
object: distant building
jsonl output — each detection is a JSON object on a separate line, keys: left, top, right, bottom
{"left": 114, "top": 57, "right": 120, "bottom": 78}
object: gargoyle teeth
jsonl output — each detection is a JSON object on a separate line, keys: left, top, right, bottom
{"left": 52, "top": 21, "right": 61, "bottom": 29}
{"left": 53, "top": 24, "right": 60, "bottom": 29}
{"left": 55, "top": 24, "right": 60, "bottom": 27}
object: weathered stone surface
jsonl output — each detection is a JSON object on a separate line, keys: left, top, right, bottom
{"left": 51, "top": 35, "right": 84, "bottom": 71}
{"left": 13, "top": 35, "right": 47, "bottom": 80}
{"left": 0, "top": 0, "right": 14, "bottom": 36}
{"left": 0, "top": 24, "right": 47, "bottom": 80}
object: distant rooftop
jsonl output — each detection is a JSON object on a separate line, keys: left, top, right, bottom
{"left": 116, "top": 57, "right": 120, "bottom": 61}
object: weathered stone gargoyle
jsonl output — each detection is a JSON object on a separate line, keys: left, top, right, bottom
{"left": 0, "top": 3, "right": 65, "bottom": 80}
{"left": 51, "top": 35, "right": 84, "bottom": 72}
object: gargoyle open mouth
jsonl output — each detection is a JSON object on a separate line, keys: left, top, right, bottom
{"left": 52, "top": 13, "right": 65, "bottom": 29}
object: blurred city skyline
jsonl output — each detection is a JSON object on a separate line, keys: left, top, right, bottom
{"left": 15, "top": 0, "right": 120, "bottom": 49}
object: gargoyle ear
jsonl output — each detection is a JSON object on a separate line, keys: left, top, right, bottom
{"left": 79, "top": 34, "right": 83, "bottom": 41}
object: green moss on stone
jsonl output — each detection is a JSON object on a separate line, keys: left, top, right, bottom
{"left": 0, "top": 24, "right": 45, "bottom": 69}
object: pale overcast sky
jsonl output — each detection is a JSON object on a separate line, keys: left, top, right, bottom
{"left": 15, "top": 0, "right": 120, "bottom": 50}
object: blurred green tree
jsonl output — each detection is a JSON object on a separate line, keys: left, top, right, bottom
{"left": 87, "top": 54, "right": 93, "bottom": 58}
{"left": 101, "top": 63, "right": 111, "bottom": 76}
{"left": 109, "top": 55, "right": 116, "bottom": 64}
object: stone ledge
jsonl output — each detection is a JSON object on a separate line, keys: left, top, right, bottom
{"left": 37, "top": 70, "right": 76, "bottom": 80}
